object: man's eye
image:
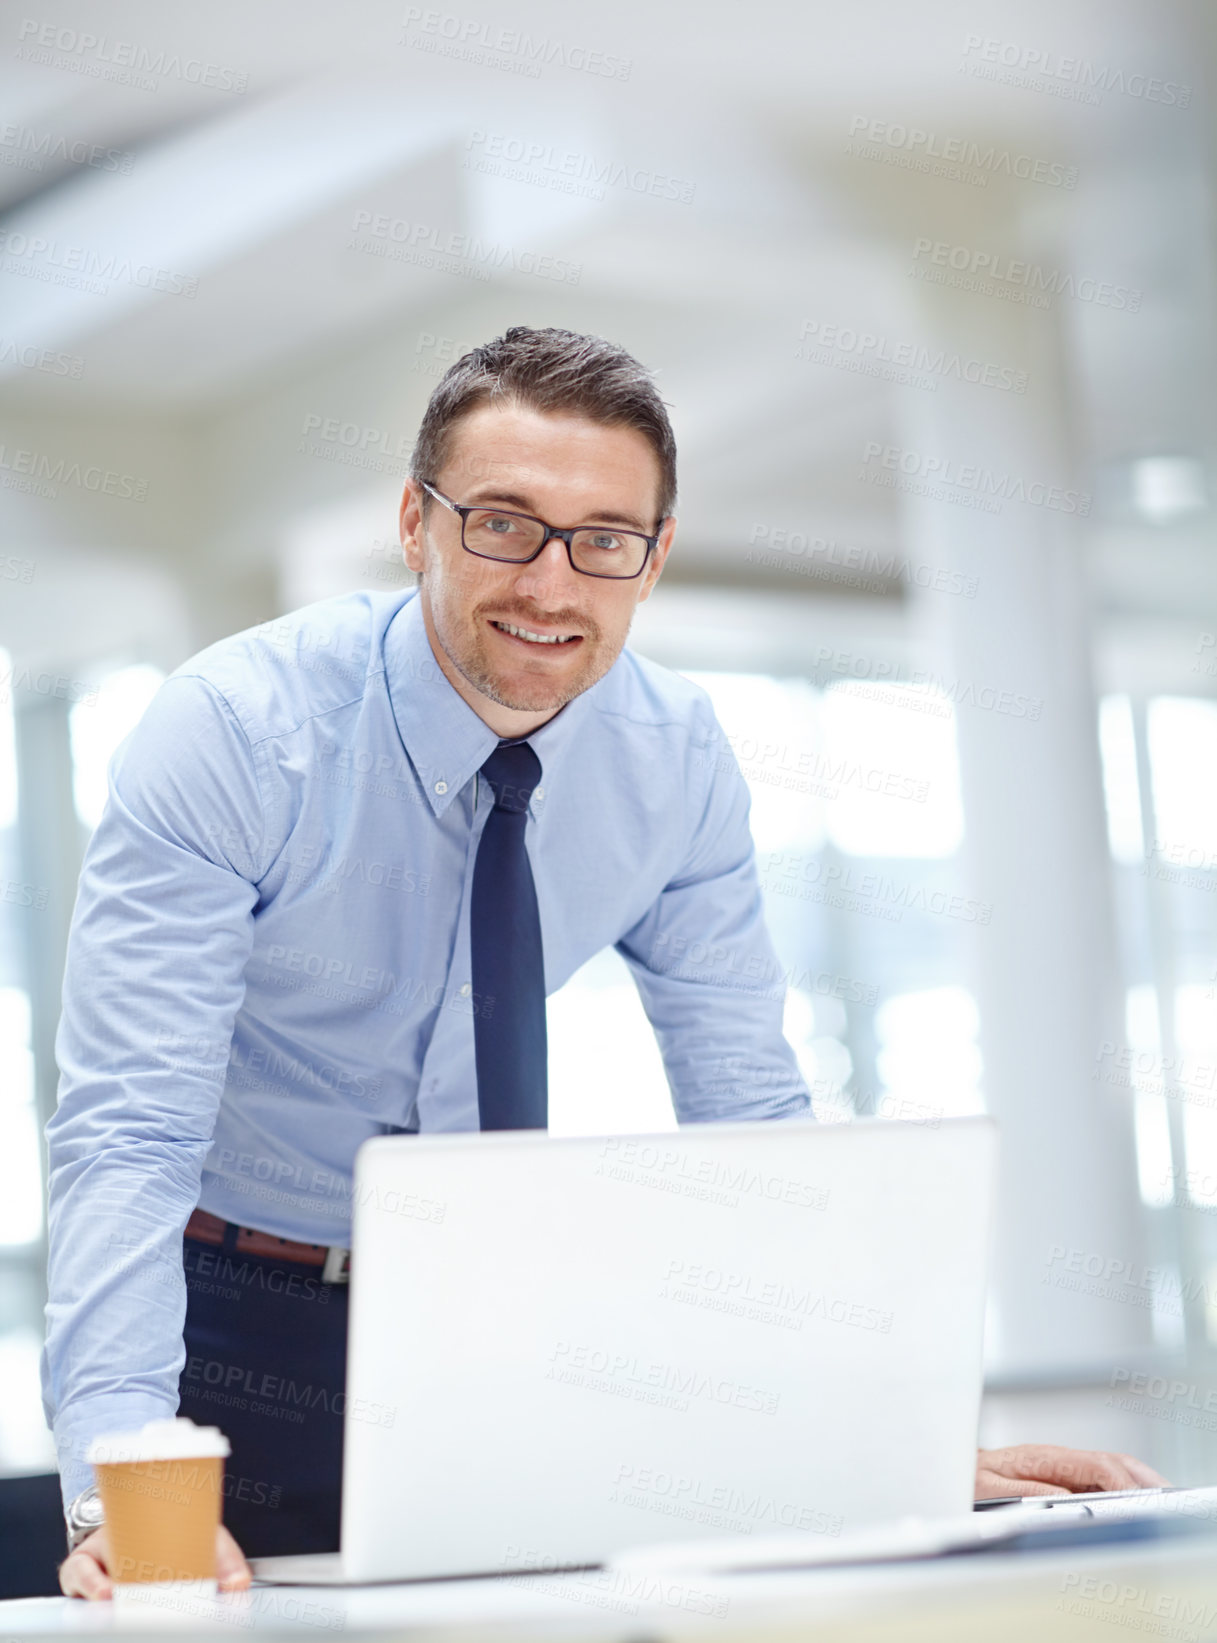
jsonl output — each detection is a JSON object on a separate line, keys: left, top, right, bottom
{"left": 486, "top": 515, "right": 517, "bottom": 535}
{"left": 586, "top": 533, "right": 624, "bottom": 551}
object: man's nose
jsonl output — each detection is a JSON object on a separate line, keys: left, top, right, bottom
{"left": 512, "top": 533, "right": 581, "bottom": 603}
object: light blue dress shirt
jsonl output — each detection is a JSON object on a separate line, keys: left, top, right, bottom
{"left": 41, "top": 587, "right": 811, "bottom": 1501}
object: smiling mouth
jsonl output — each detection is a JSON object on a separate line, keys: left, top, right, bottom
{"left": 490, "top": 619, "right": 583, "bottom": 647}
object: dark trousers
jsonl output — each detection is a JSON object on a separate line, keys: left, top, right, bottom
{"left": 175, "top": 1233, "right": 349, "bottom": 1558}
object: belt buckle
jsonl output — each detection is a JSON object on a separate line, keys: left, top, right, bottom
{"left": 322, "top": 1245, "right": 351, "bottom": 1284}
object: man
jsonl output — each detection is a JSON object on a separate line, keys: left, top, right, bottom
{"left": 44, "top": 327, "right": 1165, "bottom": 1599}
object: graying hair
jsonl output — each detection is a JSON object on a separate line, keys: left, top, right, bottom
{"left": 410, "top": 325, "right": 677, "bottom": 523}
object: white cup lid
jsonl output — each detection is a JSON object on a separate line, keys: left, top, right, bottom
{"left": 87, "top": 1416, "right": 230, "bottom": 1465}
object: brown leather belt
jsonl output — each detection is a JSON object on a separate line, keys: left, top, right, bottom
{"left": 184, "top": 1207, "right": 350, "bottom": 1282}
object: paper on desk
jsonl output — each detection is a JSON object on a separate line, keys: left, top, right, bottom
{"left": 608, "top": 1485, "right": 1217, "bottom": 1577}
{"left": 1030, "top": 1485, "right": 1217, "bottom": 1526}
{"left": 609, "top": 1508, "right": 1041, "bottom": 1576}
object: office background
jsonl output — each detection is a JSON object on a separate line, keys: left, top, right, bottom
{"left": 0, "top": 0, "right": 1214, "bottom": 1490}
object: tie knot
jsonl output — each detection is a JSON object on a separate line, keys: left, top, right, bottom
{"left": 481, "top": 740, "right": 542, "bottom": 814}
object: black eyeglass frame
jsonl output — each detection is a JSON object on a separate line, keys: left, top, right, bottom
{"left": 419, "top": 480, "right": 665, "bottom": 581}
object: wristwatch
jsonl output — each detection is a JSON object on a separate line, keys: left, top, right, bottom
{"left": 64, "top": 1484, "right": 105, "bottom": 1554}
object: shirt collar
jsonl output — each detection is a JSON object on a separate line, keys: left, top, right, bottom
{"left": 382, "top": 590, "right": 609, "bottom": 818}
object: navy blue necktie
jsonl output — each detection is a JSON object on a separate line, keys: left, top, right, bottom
{"left": 471, "top": 740, "right": 548, "bottom": 1130}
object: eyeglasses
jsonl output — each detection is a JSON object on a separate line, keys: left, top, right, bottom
{"left": 419, "top": 480, "right": 663, "bottom": 580}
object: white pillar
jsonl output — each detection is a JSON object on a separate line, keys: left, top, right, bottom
{"left": 895, "top": 288, "right": 1150, "bottom": 1375}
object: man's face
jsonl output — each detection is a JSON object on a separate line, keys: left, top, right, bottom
{"left": 399, "top": 402, "right": 675, "bottom": 732}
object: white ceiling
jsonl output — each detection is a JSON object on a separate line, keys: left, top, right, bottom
{"left": 0, "top": 0, "right": 1213, "bottom": 646}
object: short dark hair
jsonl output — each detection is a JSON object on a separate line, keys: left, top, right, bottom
{"left": 410, "top": 326, "right": 677, "bottom": 524}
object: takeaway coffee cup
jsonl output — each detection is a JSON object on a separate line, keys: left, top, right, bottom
{"left": 86, "top": 1417, "right": 230, "bottom": 1615}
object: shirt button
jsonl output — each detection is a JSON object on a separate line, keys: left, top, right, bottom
{"left": 533, "top": 786, "right": 545, "bottom": 802}
{"left": 434, "top": 781, "right": 448, "bottom": 795}
{"left": 458, "top": 984, "right": 471, "bottom": 997}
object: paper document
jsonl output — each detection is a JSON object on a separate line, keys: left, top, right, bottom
{"left": 608, "top": 1486, "right": 1217, "bottom": 1577}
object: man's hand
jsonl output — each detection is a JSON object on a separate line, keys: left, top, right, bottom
{"left": 976, "top": 1444, "right": 1170, "bottom": 1500}
{"left": 58, "top": 1523, "right": 252, "bottom": 1600}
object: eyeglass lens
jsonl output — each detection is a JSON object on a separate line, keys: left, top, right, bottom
{"left": 464, "top": 508, "right": 648, "bottom": 577}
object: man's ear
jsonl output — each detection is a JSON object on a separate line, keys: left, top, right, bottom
{"left": 637, "top": 515, "right": 676, "bottom": 603}
{"left": 401, "top": 479, "right": 426, "bottom": 576}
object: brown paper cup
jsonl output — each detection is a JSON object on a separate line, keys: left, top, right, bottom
{"left": 87, "top": 1417, "right": 230, "bottom": 1617}
{"left": 94, "top": 1454, "right": 223, "bottom": 1585}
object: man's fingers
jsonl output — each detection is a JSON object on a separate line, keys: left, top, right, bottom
{"left": 1044, "top": 1449, "right": 1152, "bottom": 1493}
{"left": 978, "top": 1444, "right": 1164, "bottom": 1495}
{"left": 59, "top": 1522, "right": 253, "bottom": 1600}
{"left": 216, "top": 1524, "right": 252, "bottom": 1592}
{"left": 978, "top": 1445, "right": 1082, "bottom": 1486}
{"left": 1037, "top": 1449, "right": 1131, "bottom": 1493}
{"left": 58, "top": 1534, "right": 113, "bottom": 1601}
{"left": 975, "top": 1467, "right": 1068, "bottom": 1500}
{"left": 1117, "top": 1453, "right": 1171, "bottom": 1488}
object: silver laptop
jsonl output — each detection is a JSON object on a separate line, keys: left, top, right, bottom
{"left": 252, "top": 1115, "right": 997, "bottom": 1583}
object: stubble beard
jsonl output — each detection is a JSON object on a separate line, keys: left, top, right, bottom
{"left": 437, "top": 609, "right": 616, "bottom": 713}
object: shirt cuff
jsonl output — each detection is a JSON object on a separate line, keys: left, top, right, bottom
{"left": 53, "top": 1393, "right": 180, "bottom": 1511}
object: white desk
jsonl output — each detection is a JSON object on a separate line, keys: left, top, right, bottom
{"left": 2, "top": 1529, "right": 1216, "bottom": 1641}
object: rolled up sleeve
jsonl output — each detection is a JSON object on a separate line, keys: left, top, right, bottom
{"left": 41, "top": 675, "right": 268, "bottom": 1504}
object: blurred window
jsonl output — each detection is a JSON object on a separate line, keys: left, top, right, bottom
{"left": 1100, "top": 693, "right": 1217, "bottom": 1352}
{"left": 0, "top": 657, "right": 163, "bottom": 1474}
{"left": 549, "top": 667, "right": 982, "bottom": 1135}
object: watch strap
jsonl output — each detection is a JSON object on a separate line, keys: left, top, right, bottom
{"left": 64, "top": 1483, "right": 104, "bottom": 1554}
